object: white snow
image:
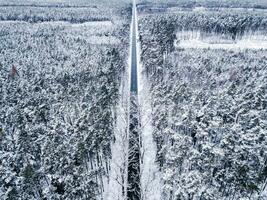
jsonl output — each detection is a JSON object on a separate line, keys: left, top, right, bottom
{"left": 175, "top": 31, "right": 267, "bottom": 50}
{"left": 102, "top": 11, "right": 131, "bottom": 200}
{"left": 70, "top": 21, "right": 113, "bottom": 28}
{"left": 260, "top": 184, "right": 267, "bottom": 199}
{"left": 102, "top": 54, "right": 130, "bottom": 200}
{"left": 177, "top": 38, "right": 267, "bottom": 50}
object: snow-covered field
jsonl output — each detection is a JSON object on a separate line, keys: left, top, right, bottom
{"left": 176, "top": 37, "right": 267, "bottom": 50}
{"left": 175, "top": 31, "right": 267, "bottom": 50}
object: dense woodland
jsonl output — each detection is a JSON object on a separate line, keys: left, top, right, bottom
{"left": 0, "top": 5, "right": 132, "bottom": 23}
{"left": 138, "top": 0, "right": 267, "bottom": 9}
{"left": 139, "top": 9, "right": 267, "bottom": 200}
{"left": 1, "top": 0, "right": 267, "bottom": 199}
{"left": 0, "top": 2, "right": 131, "bottom": 199}
{"left": 139, "top": 10, "right": 267, "bottom": 57}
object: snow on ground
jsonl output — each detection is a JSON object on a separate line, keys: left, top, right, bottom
{"left": 102, "top": 54, "right": 130, "bottom": 200}
{"left": 260, "top": 184, "right": 267, "bottom": 199}
{"left": 176, "top": 38, "right": 267, "bottom": 50}
{"left": 102, "top": 14, "right": 131, "bottom": 200}
{"left": 175, "top": 31, "right": 267, "bottom": 50}
{"left": 136, "top": 6, "right": 162, "bottom": 200}
{"left": 86, "top": 36, "right": 120, "bottom": 45}
{"left": 70, "top": 21, "right": 113, "bottom": 27}
{"left": 138, "top": 72, "right": 162, "bottom": 200}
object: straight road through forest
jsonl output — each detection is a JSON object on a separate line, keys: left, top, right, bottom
{"left": 130, "top": 0, "right": 138, "bottom": 93}
{"left": 127, "top": 0, "right": 141, "bottom": 199}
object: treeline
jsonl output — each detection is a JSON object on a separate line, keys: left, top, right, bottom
{"left": 140, "top": 10, "right": 267, "bottom": 46}
{"left": 0, "top": 5, "right": 131, "bottom": 23}
{"left": 0, "top": 0, "right": 132, "bottom": 8}
{"left": 0, "top": 6, "right": 130, "bottom": 200}
{"left": 138, "top": 10, "right": 267, "bottom": 200}
{"left": 138, "top": 0, "right": 267, "bottom": 9}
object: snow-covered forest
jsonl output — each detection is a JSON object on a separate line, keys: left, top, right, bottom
{"left": 138, "top": 0, "right": 267, "bottom": 9}
{"left": 138, "top": 3, "right": 267, "bottom": 200}
{"left": 1, "top": 0, "right": 267, "bottom": 199}
{"left": 0, "top": 0, "right": 131, "bottom": 199}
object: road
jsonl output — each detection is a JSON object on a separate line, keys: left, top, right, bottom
{"left": 130, "top": 0, "right": 138, "bottom": 94}
{"left": 127, "top": 1, "right": 141, "bottom": 199}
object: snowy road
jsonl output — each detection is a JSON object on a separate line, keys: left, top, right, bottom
{"left": 130, "top": 0, "right": 138, "bottom": 93}
{"left": 127, "top": 1, "right": 162, "bottom": 199}
{"left": 127, "top": 1, "right": 141, "bottom": 200}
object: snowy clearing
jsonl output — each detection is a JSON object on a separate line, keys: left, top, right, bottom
{"left": 176, "top": 38, "right": 267, "bottom": 50}
{"left": 175, "top": 31, "right": 267, "bottom": 50}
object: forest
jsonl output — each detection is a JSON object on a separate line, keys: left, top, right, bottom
{"left": 138, "top": 0, "right": 267, "bottom": 9}
{"left": 1, "top": 0, "right": 267, "bottom": 199}
{"left": 138, "top": 7, "right": 267, "bottom": 200}
{"left": 0, "top": 1, "right": 131, "bottom": 199}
